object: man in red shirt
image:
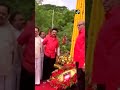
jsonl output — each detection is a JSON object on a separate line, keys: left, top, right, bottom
{"left": 74, "top": 21, "right": 85, "bottom": 90}
{"left": 17, "top": 14, "right": 35, "bottom": 90}
{"left": 42, "top": 28, "right": 59, "bottom": 80}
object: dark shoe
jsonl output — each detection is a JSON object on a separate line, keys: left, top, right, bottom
{"left": 97, "top": 84, "right": 106, "bottom": 90}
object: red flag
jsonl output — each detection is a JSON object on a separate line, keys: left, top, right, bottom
{"left": 62, "top": 35, "right": 67, "bottom": 45}
{"left": 48, "top": 28, "right": 52, "bottom": 35}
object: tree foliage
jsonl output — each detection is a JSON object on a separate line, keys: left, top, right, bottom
{"left": 35, "top": 3, "right": 75, "bottom": 52}
{"left": 35, "top": 1, "right": 92, "bottom": 52}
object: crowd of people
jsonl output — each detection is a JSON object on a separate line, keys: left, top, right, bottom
{"left": 0, "top": 3, "right": 35, "bottom": 90}
{"left": 35, "top": 21, "right": 85, "bottom": 90}
{"left": 35, "top": 27, "right": 60, "bottom": 84}
{"left": 0, "top": 2, "right": 85, "bottom": 90}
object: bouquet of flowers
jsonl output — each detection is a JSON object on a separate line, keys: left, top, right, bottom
{"left": 54, "top": 55, "right": 73, "bottom": 69}
{"left": 49, "top": 55, "right": 77, "bottom": 89}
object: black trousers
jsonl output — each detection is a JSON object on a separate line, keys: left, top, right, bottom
{"left": 77, "top": 68, "right": 85, "bottom": 90}
{"left": 76, "top": 62, "right": 85, "bottom": 90}
{"left": 20, "top": 67, "right": 35, "bottom": 90}
{"left": 42, "top": 55, "right": 56, "bottom": 80}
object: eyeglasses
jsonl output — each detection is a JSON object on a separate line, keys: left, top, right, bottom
{"left": 77, "top": 24, "right": 83, "bottom": 26}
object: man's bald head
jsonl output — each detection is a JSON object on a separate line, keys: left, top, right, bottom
{"left": 78, "top": 21, "right": 85, "bottom": 25}
{"left": 77, "top": 21, "right": 85, "bottom": 31}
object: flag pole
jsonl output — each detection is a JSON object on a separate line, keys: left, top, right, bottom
{"left": 52, "top": 9, "right": 54, "bottom": 28}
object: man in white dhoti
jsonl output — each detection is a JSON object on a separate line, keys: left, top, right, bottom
{"left": 0, "top": 3, "right": 17, "bottom": 90}
{"left": 9, "top": 12, "right": 25, "bottom": 90}
{"left": 35, "top": 27, "right": 42, "bottom": 85}
{"left": 39, "top": 31, "right": 46, "bottom": 80}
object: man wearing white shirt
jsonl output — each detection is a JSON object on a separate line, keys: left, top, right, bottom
{"left": 0, "top": 3, "right": 17, "bottom": 90}
{"left": 35, "top": 27, "right": 42, "bottom": 85}
{"left": 40, "top": 31, "right": 46, "bottom": 42}
{"left": 9, "top": 11, "right": 25, "bottom": 90}
{"left": 39, "top": 31, "right": 46, "bottom": 80}
{"left": 9, "top": 11, "right": 25, "bottom": 38}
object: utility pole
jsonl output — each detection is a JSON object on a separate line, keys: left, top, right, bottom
{"left": 52, "top": 9, "right": 54, "bottom": 28}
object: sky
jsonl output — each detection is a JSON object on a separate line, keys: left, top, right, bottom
{"left": 42, "top": 0, "right": 77, "bottom": 10}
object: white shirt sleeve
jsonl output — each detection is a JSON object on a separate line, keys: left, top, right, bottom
{"left": 57, "top": 47, "right": 60, "bottom": 56}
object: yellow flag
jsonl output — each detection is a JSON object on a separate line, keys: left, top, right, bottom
{"left": 70, "top": 0, "right": 85, "bottom": 58}
{"left": 86, "top": 0, "right": 105, "bottom": 82}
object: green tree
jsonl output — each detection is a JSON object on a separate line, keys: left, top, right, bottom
{"left": 35, "top": 4, "right": 75, "bottom": 53}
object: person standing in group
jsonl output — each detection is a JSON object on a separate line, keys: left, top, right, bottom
{"left": 74, "top": 21, "right": 85, "bottom": 90}
{"left": 42, "top": 28, "right": 60, "bottom": 80}
{"left": 17, "top": 13, "right": 35, "bottom": 90}
{"left": 40, "top": 31, "right": 46, "bottom": 42}
{"left": 9, "top": 11, "right": 25, "bottom": 90}
{"left": 35, "top": 27, "right": 43, "bottom": 85}
{"left": 9, "top": 11, "right": 25, "bottom": 38}
{"left": 0, "top": 3, "right": 17, "bottom": 90}
{"left": 39, "top": 31, "right": 46, "bottom": 80}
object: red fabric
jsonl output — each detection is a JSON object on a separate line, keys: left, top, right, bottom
{"left": 43, "top": 35, "right": 59, "bottom": 58}
{"left": 48, "top": 29, "right": 51, "bottom": 35}
{"left": 92, "top": 6, "right": 120, "bottom": 89}
{"left": 74, "top": 27, "right": 85, "bottom": 68}
{"left": 17, "top": 19, "right": 35, "bottom": 74}
{"left": 35, "top": 82, "right": 56, "bottom": 90}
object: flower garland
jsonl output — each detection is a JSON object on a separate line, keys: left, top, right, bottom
{"left": 49, "top": 62, "right": 77, "bottom": 89}
{"left": 49, "top": 70, "right": 77, "bottom": 89}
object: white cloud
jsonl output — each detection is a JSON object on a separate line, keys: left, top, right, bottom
{"left": 42, "top": 0, "right": 65, "bottom": 6}
{"left": 42, "top": 0, "right": 76, "bottom": 10}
